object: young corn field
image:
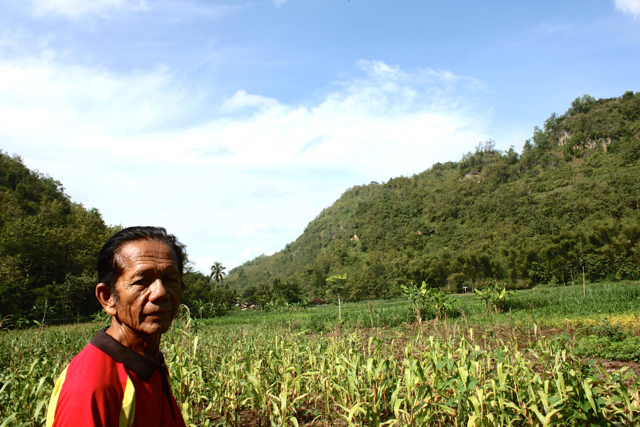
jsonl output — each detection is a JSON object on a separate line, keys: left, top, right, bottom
{"left": 2, "top": 282, "right": 640, "bottom": 426}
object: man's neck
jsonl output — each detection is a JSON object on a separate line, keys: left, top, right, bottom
{"left": 106, "top": 319, "right": 162, "bottom": 360}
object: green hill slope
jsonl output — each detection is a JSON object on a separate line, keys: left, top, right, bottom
{"left": 227, "top": 92, "right": 640, "bottom": 303}
{"left": 0, "top": 152, "right": 113, "bottom": 322}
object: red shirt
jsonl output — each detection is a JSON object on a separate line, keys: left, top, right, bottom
{"left": 47, "top": 329, "right": 186, "bottom": 427}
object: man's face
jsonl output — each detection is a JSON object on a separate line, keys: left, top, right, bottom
{"left": 111, "top": 239, "right": 182, "bottom": 337}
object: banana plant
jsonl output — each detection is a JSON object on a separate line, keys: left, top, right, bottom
{"left": 474, "top": 281, "right": 514, "bottom": 313}
{"left": 401, "top": 281, "right": 453, "bottom": 322}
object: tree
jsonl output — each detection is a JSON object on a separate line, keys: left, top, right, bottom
{"left": 326, "top": 274, "right": 347, "bottom": 321}
{"left": 209, "top": 262, "right": 227, "bottom": 289}
{"left": 209, "top": 284, "right": 237, "bottom": 316}
{"left": 181, "top": 267, "right": 211, "bottom": 308}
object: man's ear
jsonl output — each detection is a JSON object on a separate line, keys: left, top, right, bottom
{"left": 95, "top": 283, "right": 117, "bottom": 316}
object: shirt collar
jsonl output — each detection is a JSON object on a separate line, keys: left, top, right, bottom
{"left": 90, "top": 328, "right": 164, "bottom": 381}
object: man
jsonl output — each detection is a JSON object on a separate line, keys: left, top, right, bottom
{"left": 47, "top": 226, "right": 187, "bottom": 427}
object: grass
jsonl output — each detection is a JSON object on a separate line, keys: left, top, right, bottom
{"left": 2, "top": 281, "right": 640, "bottom": 426}
{"left": 454, "top": 281, "right": 640, "bottom": 326}
{"left": 196, "top": 281, "right": 640, "bottom": 332}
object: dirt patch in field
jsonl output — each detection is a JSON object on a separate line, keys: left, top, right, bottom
{"left": 383, "top": 321, "right": 640, "bottom": 377}
{"left": 592, "top": 359, "right": 640, "bottom": 376}
{"left": 208, "top": 407, "right": 350, "bottom": 427}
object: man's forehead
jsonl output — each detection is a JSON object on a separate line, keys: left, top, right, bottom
{"left": 116, "top": 239, "right": 179, "bottom": 272}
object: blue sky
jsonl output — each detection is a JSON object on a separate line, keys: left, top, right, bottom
{"left": 1, "top": 0, "right": 639, "bottom": 273}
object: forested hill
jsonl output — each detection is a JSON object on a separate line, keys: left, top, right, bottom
{"left": 0, "top": 153, "right": 113, "bottom": 322}
{"left": 227, "top": 92, "right": 640, "bottom": 303}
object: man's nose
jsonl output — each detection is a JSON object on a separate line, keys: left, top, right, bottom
{"left": 149, "top": 279, "right": 169, "bottom": 301}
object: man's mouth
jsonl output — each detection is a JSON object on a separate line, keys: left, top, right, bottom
{"left": 147, "top": 310, "right": 171, "bottom": 317}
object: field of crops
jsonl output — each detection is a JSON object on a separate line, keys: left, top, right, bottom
{"left": 2, "top": 282, "right": 640, "bottom": 426}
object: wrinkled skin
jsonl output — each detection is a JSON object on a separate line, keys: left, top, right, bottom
{"left": 95, "top": 239, "right": 182, "bottom": 360}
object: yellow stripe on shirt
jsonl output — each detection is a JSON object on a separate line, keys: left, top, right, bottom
{"left": 46, "top": 366, "right": 68, "bottom": 427}
{"left": 119, "top": 374, "right": 136, "bottom": 427}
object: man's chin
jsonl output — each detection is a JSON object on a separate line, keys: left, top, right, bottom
{"left": 138, "top": 319, "right": 173, "bottom": 336}
{"left": 151, "top": 322, "right": 172, "bottom": 333}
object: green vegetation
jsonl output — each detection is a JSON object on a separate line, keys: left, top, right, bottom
{"left": 326, "top": 273, "right": 348, "bottom": 321}
{"left": 401, "top": 281, "right": 452, "bottom": 323}
{"left": 3, "top": 93, "right": 640, "bottom": 425}
{"left": 0, "top": 152, "right": 114, "bottom": 325}
{"left": 3, "top": 92, "right": 640, "bottom": 324}
{"left": 474, "top": 282, "right": 513, "bottom": 314}
{"left": 228, "top": 92, "right": 640, "bottom": 306}
{"left": 2, "top": 282, "right": 640, "bottom": 426}
{"left": 0, "top": 153, "right": 235, "bottom": 324}
{"left": 574, "top": 321, "right": 640, "bottom": 362}
{"left": 209, "top": 262, "right": 227, "bottom": 288}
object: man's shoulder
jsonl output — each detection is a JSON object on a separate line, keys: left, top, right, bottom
{"left": 69, "top": 340, "right": 119, "bottom": 369}
{"left": 48, "top": 339, "right": 129, "bottom": 426}
{"left": 63, "top": 341, "right": 128, "bottom": 393}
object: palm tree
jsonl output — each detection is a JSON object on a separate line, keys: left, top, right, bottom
{"left": 209, "top": 262, "right": 227, "bottom": 289}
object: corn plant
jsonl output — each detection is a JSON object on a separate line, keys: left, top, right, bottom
{"left": 3, "top": 289, "right": 640, "bottom": 427}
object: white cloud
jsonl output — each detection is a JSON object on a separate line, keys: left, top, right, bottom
{"left": 237, "top": 223, "right": 281, "bottom": 237}
{"left": 1, "top": 53, "right": 486, "bottom": 174}
{"left": 0, "top": 48, "right": 490, "bottom": 271}
{"left": 193, "top": 255, "right": 215, "bottom": 275}
{"left": 0, "top": 53, "right": 191, "bottom": 157}
{"left": 298, "top": 135, "right": 330, "bottom": 155}
{"left": 191, "top": 146, "right": 235, "bottom": 158}
{"left": 222, "top": 90, "right": 281, "bottom": 113}
{"left": 28, "top": 0, "right": 146, "bottom": 19}
{"left": 248, "top": 186, "right": 288, "bottom": 199}
{"left": 238, "top": 223, "right": 269, "bottom": 237}
{"left": 241, "top": 246, "right": 277, "bottom": 259}
{"left": 179, "top": 60, "right": 488, "bottom": 180}
{"left": 614, "top": 0, "right": 640, "bottom": 17}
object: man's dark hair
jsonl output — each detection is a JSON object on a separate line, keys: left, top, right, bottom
{"left": 97, "top": 226, "right": 186, "bottom": 293}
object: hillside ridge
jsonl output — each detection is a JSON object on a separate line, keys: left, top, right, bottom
{"left": 226, "top": 92, "right": 640, "bottom": 305}
{"left": 0, "top": 152, "right": 113, "bottom": 321}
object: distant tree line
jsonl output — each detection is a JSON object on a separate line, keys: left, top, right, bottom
{"left": 0, "top": 152, "right": 237, "bottom": 323}
{"left": 228, "top": 92, "right": 640, "bottom": 304}
{"left": 181, "top": 263, "right": 237, "bottom": 317}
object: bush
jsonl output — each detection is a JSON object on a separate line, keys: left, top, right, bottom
{"left": 474, "top": 281, "right": 514, "bottom": 313}
{"left": 401, "top": 281, "right": 454, "bottom": 322}
{"left": 574, "top": 321, "right": 640, "bottom": 361}
{"left": 575, "top": 335, "right": 640, "bottom": 361}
